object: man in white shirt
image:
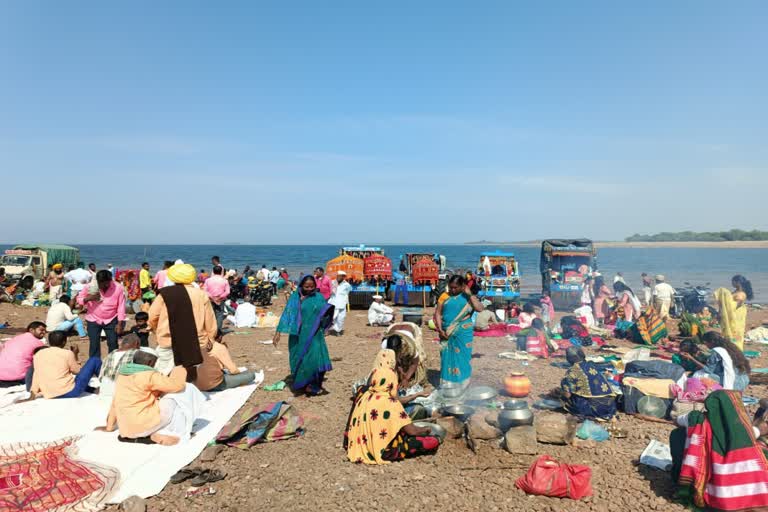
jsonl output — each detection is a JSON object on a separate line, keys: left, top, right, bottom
{"left": 46, "top": 294, "right": 87, "bottom": 338}
{"left": 268, "top": 267, "right": 280, "bottom": 295}
{"left": 368, "top": 295, "right": 394, "bottom": 326}
{"left": 226, "top": 296, "right": 258, "bottom": 328}
{"left": 328, "top": 271, "right": 352, "bottom": 335}
{"left": 64, "top": 266, "right": 92, "bottom": 299}
{"left": 652, "top": 274, "right": 676, "bottom": 320}
{"left": 259, "top": 265, "right": 270, "bottom": 282}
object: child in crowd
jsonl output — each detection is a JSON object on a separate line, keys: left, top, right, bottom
{"left": 540, "top": 292, "right": 555, "bottom": 329}
{"left": 128, "top": 311, "right": 150, "bottom": 347}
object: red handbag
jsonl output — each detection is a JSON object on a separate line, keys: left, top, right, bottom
{"left": 515, "top": 455, "right": 593, "bottom": 500}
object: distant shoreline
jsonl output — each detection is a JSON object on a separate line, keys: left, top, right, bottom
{"left": 465, "top": 241, "right": 768, "bottom": 249}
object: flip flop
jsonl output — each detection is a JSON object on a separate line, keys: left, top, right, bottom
{"left": 170, "top": 467, "right": 203, "bottom": 484}
{"left": 118, "top": 435, "right": 156, "bottom": 445}
{"left": 190, "top": 469, "right": 227, "bottom": 487}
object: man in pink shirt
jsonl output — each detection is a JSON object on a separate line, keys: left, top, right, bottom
{"left": 204, "top": 265, "right": 231, "bottom": 335}
{"left": 153, "top": 261, "right": 173, "bottom": 290}
{"left": 0, "top": 321, "right": 47, "bottom": 387}
{"left": 314, "top": 267, "right": 333, "bottom": 300}
{"left": 78, "top": 270, "right": 126, "bottom": 359}
{"left": 203, "top": 266, "right": 230, "bottom": 304}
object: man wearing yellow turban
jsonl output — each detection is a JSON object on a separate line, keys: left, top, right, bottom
{"left": 46, "top": 263, "right": 65, "bottom": 300}
{"left": 167, "top": 264, "right": 196, "bottom": 285}
{"left": 148, "top": 263, "right": 217, "bottom": 375}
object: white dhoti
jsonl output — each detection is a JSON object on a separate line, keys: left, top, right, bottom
{"left": 369, "top": 312, "right": 394, "bottom": 326}
{"left": 155, "top": 346, "right": 176, "bottom": 376}
{"left": 49, "top": 285, "right": 62, "bottom": 300}
{"left": 131, "top": 384, "right": 206, "bottom": 442}
{"left": 332, "top": 308, "right": 347, "bottom": 332}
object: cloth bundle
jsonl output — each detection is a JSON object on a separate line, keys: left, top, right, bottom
{"left": 215, "top": 401, "right": 303, "bottom": 448}
{"left": 515, "top": 455, "right": 593, "bottom": 500}
{"left": 669, "top": 377, "right": 722, "bottom": 403}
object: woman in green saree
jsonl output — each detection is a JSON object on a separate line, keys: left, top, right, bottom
{"left": 273, "top": 275, "right": 334, "bottom": 396}
{"left": 434, "top": 275, "right": 484, "bottom": 390}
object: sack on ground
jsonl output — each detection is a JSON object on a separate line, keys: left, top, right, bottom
{"left": 515, "top": 455, "right": 592, "bottom": 500}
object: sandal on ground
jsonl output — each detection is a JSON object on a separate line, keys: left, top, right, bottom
{"left": 190, "top": 469, "right": 227, "bottom": 487}
{"left": 170, "top": 467, "right": 203, "bottom": 484}
{"left": 118, "top": 435, "right": 156, "bottom": 445}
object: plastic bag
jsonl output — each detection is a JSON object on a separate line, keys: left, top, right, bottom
{"left": 622, "top": 347, "right": 651, "bottom": 364}
{"left": 576, "top": 420, "right": 609, "bottom": 441}
{"left": 515, "top": 455, "right": 593, "bottom": 500}
{"left": 639, "top": 440, "right": 672, "bottom": 471}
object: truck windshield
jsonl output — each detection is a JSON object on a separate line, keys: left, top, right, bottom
{"left": 0, "top": 255, "right": 31, "bottom": 266}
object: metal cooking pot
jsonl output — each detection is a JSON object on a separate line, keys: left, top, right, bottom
{"left": 503, "top": 399, "right": 529, "bottom": 410}
{"left": 465, "top": 385, "right": 498, "bottom": 402}
{"left": 440, "top": 404, "right": 476, "bottom": 422}
{"left": 413, "top": 421, "right": 447, "bottom": 443}
{"left": 498, "top": 405, "right": 534, "bottom": 431}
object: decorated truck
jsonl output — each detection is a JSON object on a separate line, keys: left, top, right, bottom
{"left": 540, "top": 239, "right": 597, "bottom": 310}
{"left": 390, "top": 252, "right": 446, "bottom": 307}
{"left": 326, "top": 245, "right": 393, "bottom": 308}
{"left": 0, "top": 244, "right": 81, "bottom": 283}
{"left": 476, "top": 250, "right": 521, "bottom": 304}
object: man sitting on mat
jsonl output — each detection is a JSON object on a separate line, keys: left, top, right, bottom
{"left": 30, "top": 331, "right": 102, "bottom": 399}
{"left": 105, "top": 348, "right": 203, "bottom": 446}
{"left": 98, "top": 333, "right": 141, "bottom": 396}
{"left": 194, "top": 340, "right": 256, "bottom": 392}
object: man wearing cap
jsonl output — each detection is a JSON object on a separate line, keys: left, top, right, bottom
{"left": 328, "top": 271, "right": 352, "bottom": 335}
{"left": 148, "top": 263, "right": 214, "bottom": 375}
{"left": 652, "top": 275, "right": 676, "bottom": 320}
{"left": 98, "top": 333, "right": 141, "bottom": 396}
{"left": 46, "top": 263, "right": 65, "bottom": 301}
{"left": 368, "top": 295, "right": 394, "bottom": 326}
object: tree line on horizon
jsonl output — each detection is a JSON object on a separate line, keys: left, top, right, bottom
{"left": 625, "top": 229, "right": 768, "bottom": 242}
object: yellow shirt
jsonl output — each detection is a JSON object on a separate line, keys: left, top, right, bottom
{"left": 107, "top": 367, "right": 187, "bottom": 437}
{"left": 147, "top": 285, "right": 217, "bottom": 349}
{"left": 139, "top": 269, "right": 151, "bottom": 289}
{"left": 31, "top": 347, "right": 79, "bottom": 398}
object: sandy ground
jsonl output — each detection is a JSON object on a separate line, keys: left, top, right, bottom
{"left": 2, "top": 300, "right": 768, "bottom": 512}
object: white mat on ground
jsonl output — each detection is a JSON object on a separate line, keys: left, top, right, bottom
{"left": 0, "top": 384, "right": 30, "bottom": 408}
{"left": 0, "top": 375, "right": 262, "bottom": 504}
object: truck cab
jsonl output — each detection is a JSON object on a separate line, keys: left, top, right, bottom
{"left": 0, "top": 245, "right": 80, "bottom": 283}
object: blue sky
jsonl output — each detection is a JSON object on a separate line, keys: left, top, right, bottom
{"left": 1, "top": 1, "right": 766, "bottom": 244}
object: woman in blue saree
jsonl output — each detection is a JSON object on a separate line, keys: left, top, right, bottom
{"left": 434, "top": 275, "right": 484, "bottom": 389}
{"left": 561, "top": 347, "right": 617, "bottom": 421}
{"left": 273, "top": 275, "right": 334, "bottom": 395}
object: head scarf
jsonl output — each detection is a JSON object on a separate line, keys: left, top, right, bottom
{"left": 168, "top": 263, "right": 196, "bottom": 285}
{"left": 344, "top": 349, "right": 411, "bottom": 464}
{"left": 52, "top": 263, "right": 63, "bottom": 270}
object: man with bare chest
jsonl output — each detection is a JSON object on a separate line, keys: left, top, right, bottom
{"left": 47, "top": 263, "right": 65, "bottom": 300}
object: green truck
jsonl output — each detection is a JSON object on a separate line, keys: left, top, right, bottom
{"left": 0, "top": 244, "right": 81, "bottom": 283}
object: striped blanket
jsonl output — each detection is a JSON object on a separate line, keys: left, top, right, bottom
{"left": 631, "top": 308, "right": 667, "bottom": 345}
{"left": 678, "top": 390, "right": 768, "bottom": 511}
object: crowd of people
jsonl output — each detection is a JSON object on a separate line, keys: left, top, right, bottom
{"left": 0, "top": 257, "right": 296, "bottom": 446}
{"left": 0, "top": 253, "right": 765, "bottom": 499}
